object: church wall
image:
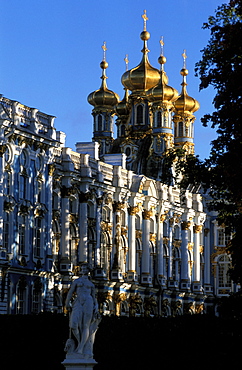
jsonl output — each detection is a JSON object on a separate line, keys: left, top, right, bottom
{"left": 0, "top": 90, "right": 237, "bottom": 316}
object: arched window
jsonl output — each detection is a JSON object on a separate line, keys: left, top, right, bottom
{"left": 218, "top": 254, "right": 232, "bottom": 288}
{"left": 100, "top": 232, "right": 110, "bottom": 270}
{"left": 52, "top": 220, "right": 60, "bottom": 256}
{"left": 19, "top": 174, "right": 27, "bottom": 200}
{"left": 163, "top": 222, "right": 168, "bottom": 237}
{"left": 18, "top": 215, "right": 26, "bottom": 255}
{"left": 135, "top": 215, "right": 141, "bottom": 230}
{"left": 69, "top": 224, "right": 77, "bottom": 265}
{"left": 120, "top": 125, "right": 125, "bottom": 137}
{"left": 16, "top": 277, "right": 27, "bottom": 314}
{"left": 32, "top": 278, "right": 42, "bottom": 314}
{"left": 34, "top": 218, "right": 42, "bottom": 258}
{"left": 136, "top": 105, "right": 143, "bottom": 124}
{"left": 172, "top": 247, "right": 181, "bottom": 281}
{"left": 120, "top": 210, "right": 126, "bottom": 226}
{"left": 4, "top": 171, "right": 11, "bottom": 195}
{"left": 98, "top": 115, "right": 103, "bottom": 131}
{"left": 173, "top": 225, "right": 180, "bottom": 240}
{"left": 157, "top": 111, "right": 162, "bottom": 127}
{"left": 88, "top": 226, "right": 96, "bottom": 267}
{"left": 3, "top": 212, "right": 10, "bottom": 251}
{"left": 163, "top": 245, "right": 168, "bottom": 279}
{"left": 136, "top": 238, "right": 142, "bottom": 281}
{"left": 102, "top": 206, "right": 111, "bottom": 223}
{"left": 178, "top": 122, "right": 183, "bottom": 137}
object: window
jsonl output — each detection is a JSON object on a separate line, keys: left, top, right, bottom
{"left": 120, "top": 125, "right": 125, "bottom": 137}
{"left": 157, "top": 112, "right": 162, "bottom": 127}
{"left": 100, "top": 232, "right": 110, "bottom": 269}
{"left": 37, "top": 181, "right": 42, "bottom": 203}
{"left": 172, "top": 247, "right": 181, "bottom": 281}
{"left": 218, "top": 255, "right": 232, "bottom": 288}
{"left": 98, "top": 115, "right": 103, "bottom": 131}
{"left": 102, "top": 207, "right": 111, "bottom": 222}
{"left": 18, "top": 215, "right": 26, "bottom": 255}
{"left": 32, "top": 279, "right": 42, "bottom": 314}
{"left": 19, "top": 174, "right": 27, "bottom": 199}
{"left": 34, "top": 218, "right": 42, "bottom": 258}
{"left": 69, "top": 224, "right": 77, "bottom": 265}
{"left": 17, "top": 277, "right": 27, "bottom": 314}
{"left": 218, "top": 228, "right": 231, "bottom": 247}
{"left": 136, "top": 105, "right": 143, "bottom": 124}
{"left": 3, "top": 212, "right": 10, "bottom": 250}
{"left": 178, "top": 122, "right": 183, "bottom": 137}
{"left": 4, "top": 171, "right": 11, "bottom": 195}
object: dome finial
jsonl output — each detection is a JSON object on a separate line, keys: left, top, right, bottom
{"left": 142, "top": 10, "right": 148, "bottom": 31}
{"left": 124, "top": 54, "right": 129, "bottom": 71}
{"left": 102, "top": 41, "right": 107, "bottom": 61}
{"left": 158, "top": 37, "right": 166, "bottom": 70}
{"left": 160, "top": 36, "right": 164, "bottom": 56}
{"left": 182, "top": 49, "right": 187, "bottom": 69}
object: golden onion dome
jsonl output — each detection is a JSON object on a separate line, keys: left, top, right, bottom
{"left": 121, "top": 11, "right": 160, "bottom": 93}
{"left": 147, "top": 53, "right": 179, "bottom": 104}
{"left": 88, "top": 44, "right": 119, "bottom": 109}
{"left": 174, "top": 53, "right": 200, "bottom": 114}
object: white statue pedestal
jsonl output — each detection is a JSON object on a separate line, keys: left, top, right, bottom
{"left": 62, "top": 353, "right": 97, "bottom": 370}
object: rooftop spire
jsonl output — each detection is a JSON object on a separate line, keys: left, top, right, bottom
{"left": 100, "top": 42, "right": 108, "bottom": 90}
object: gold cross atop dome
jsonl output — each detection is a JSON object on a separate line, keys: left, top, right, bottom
{"left": 142, "top": 10, "right": 148, "bottom": 31}
{"left": 124, "top": 54, "right": 129, "bottom": 71}
{"left": 102, "top": 41, "right": 107, "bottom": 61}
{"left": 160, "top": 36, "right": 164, "bottom": 55}
{"left": 182, "top": 49, "right": 187, "bottom": 68}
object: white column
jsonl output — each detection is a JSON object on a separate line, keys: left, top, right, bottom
{"left": 141, "top": 209, "right": 152, "bottom": 285}
{"left": 46, "top": 164, "right": 54, "bottom": 259}
{"left": 78, "top": 199, "right": 88, "bottom": 264}
{"left": 128, "top": 206, "right": 137, "bottom": 272}
{"left": 193, "top": 224, "right": 202, "bottom": 283}
{"left": 111, "top": 201, "right": 123, "bottom": 281}
{"left": 167, "top": 219, "right": 173, "bottom": 280}
{"left": 181, "top": 220, "right": 191, "bottom": 290}
{"left": 157, "top": 214, "right": 166, "bottom": 286}
{"left": 95, "top": 199, "right": 102, "bottom": 266}
{"left": 60, "top": 196, "right": 70, "bottom": 259}
{"left": 203, "top": 221, "right": 213, "bottom": 294}
{"left": 127, "top": 206, "right": 138, "bottom": 282}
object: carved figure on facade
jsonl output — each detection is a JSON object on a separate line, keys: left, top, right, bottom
{"left": 129, "top": 293, "right": 143, "bottom": 317}
{"left": 65, "top": 263, "right": 101, "bottom": 358}
{"left": 144, "top": 295, "right": 157, "bottom": 317}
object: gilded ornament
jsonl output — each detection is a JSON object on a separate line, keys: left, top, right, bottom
{"left": 0, "top": 144, "right": 7, "bottom": 157}
{"left": 150, "top": 233, "right": 156, "bottom": 242}
{"left": 136, "top": 230, "right": 142, "bottom": 239}
{"left": 194, "top": 224, "right": 203, "bottom": 233}
{"left": 48, "top": 163, "right": 55, "bottom": 176}
{"left": 181, "top": 221, "right": 191, "bottom": 230}
{"left": 128, "top": 205, "right": 139, "bottom": 216}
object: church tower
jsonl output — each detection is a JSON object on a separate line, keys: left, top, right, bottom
{"left": 173, "top": 51, "right": 200, "bottom": 155}
{"left": 147, "top": 38, "right": 179, "bottom": 157}
{"left": 87, "top": 43, "right": 119, "bottom": 158}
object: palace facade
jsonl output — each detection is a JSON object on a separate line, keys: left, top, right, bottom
{"left": 0, "top": 13, "right": 238, "bottom": 316}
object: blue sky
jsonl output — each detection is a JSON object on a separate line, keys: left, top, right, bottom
{"left": 0, "top": 0, "right": 226, "bottom": 159}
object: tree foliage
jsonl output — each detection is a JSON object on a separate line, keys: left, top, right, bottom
{"left": 170, "top": 1, "right": 242, "bottom": 284}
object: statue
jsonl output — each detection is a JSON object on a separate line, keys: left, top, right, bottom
{"left": 64, "top": 263, "right": 101, "bottom": 360}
